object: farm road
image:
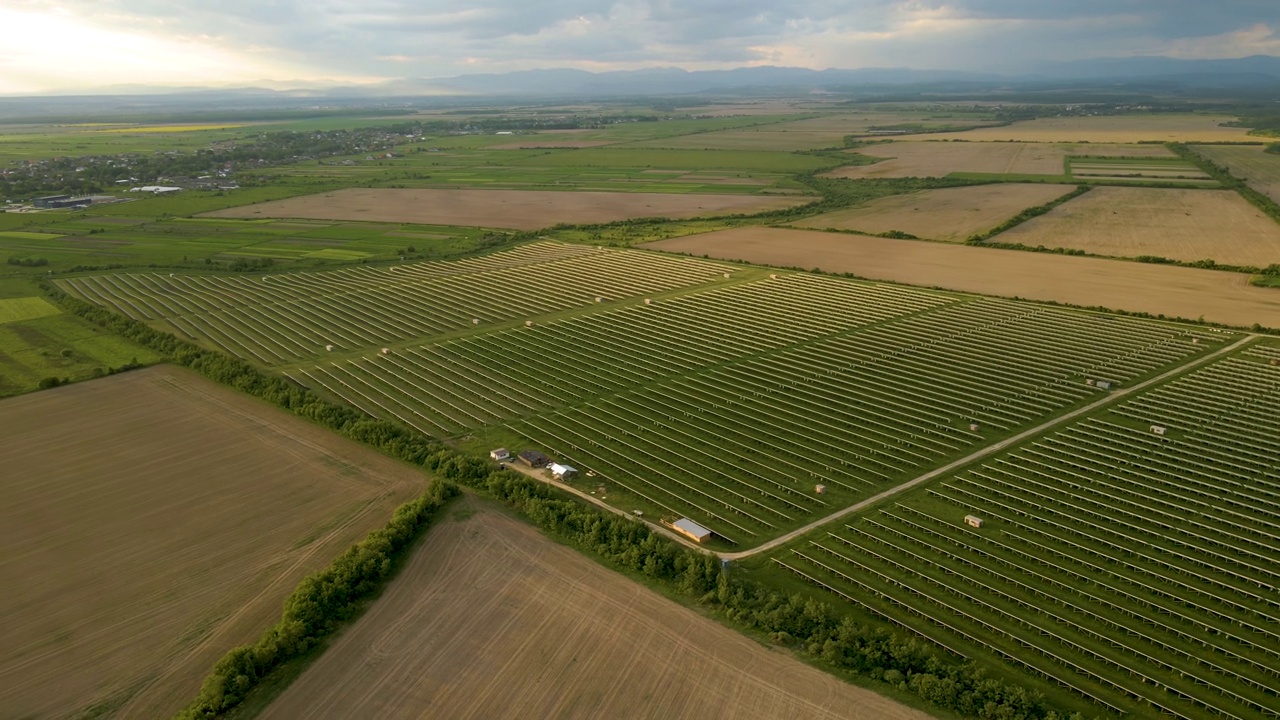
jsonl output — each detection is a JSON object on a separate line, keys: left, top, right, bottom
{"left": 509, "top": 333, "right": 1257, "bottom": 561}
{"left": 719, "top": 331, "right": 1258, "bottom": 560}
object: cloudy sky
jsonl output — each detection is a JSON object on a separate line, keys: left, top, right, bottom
{"left": 1, "top": 0, "right": 1278, "bottom": 93}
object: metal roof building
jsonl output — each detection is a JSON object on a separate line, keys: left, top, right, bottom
{"left": 671, "top": 518, "right": 712, "bottom": 543}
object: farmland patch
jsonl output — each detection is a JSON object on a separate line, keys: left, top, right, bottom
{"left": 200, "top": 188, "right": 808, "bottom": 230}
{"left": 888, "top": 114, "right": 1252, "bottom": 143}
{"left": 995, "top": 187, "right": 1280, "bottom": 268}
{"left": 0, "top": 296, "right": 60, "bottom": 324}
{"left": 825, "top": 142, "right": 1174, "bottom": 179}
{"left": 1194, "top": 144, "right": 1280, "bottom": 203}
{"left": 644, "top": 227, "right": 1280, "bottom": 327}
{"left": 260, "top": 498, "right": 931, "bottom": 720}
{"left": 791, "top": 184, "right": 1076, "bottom": 241}
{"left": 0, "top": 366, "right": 424, "bottom": 719}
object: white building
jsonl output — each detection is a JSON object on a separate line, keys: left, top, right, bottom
{"left": 548, "top": 463, "right": 577, "bottom": 479}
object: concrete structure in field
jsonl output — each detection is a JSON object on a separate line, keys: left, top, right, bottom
{"left": 965, "top": 515, "right": 984, "bottom": 528}
{"left": 518, "top": 449, "right": 550, "bottom": 468}
{"left": 671, "top": 518, "right": 712, "bottom": 543}
{"left": 548, "top": 463, "right": 577, "bottom": 479}
{"left": 33, "top": 194, "right": 93, "bottom": 209}
{"left": 1150, "top": 425, "right": 1167, "bottom": 436}
{"left": 490, "top": 448, "right": 511, "bottom": 462}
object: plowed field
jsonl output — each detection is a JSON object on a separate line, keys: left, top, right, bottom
{"left": 0, "top": 366, "right": 424, "bottom": 719}
{"left": 202, "top": 188, "right": 807, "bottom": 230}
{"left": 261, "top": 499, "right": 927, "bottom": 720}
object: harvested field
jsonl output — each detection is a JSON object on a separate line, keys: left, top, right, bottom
{"left": 644, "top": 227, "right": 1280, "bottom": 328}
{"left": 996, "top": 187, "right": 1280, "bottom": 267}
{"left": 202, "top": 188, "right": 806, "bottom": 230}
{"left": 889, "top": 114, "right": 1250, "bottom": 143}
{"left": 0, "top": 366, "right": 424, "bottom": 719}
{"left": 791, "top": 183, "right": 1075, "bottom": 241}
{"left": 261, "top": 499, "right": 927, "bottom": 720}
{"left": 826, "top": 141, "right": 1173, "bottom": 178}
{"left": 1195, "top": 144, "right": 1280, "bottom": 203}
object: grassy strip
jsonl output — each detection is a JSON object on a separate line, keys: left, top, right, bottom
{"left": 965, "top": 185, "right": 1091, "bottom": 243}
{"left": 1169, "top": 143, "right": 1280, "bottom": 224}
{"left": 176, "top": 479, "right": 460, "bottom": 719}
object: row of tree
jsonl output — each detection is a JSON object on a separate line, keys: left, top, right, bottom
{"left": 179, "top": 480, "right": 459, "bottom": 718}
{"left": 965, "top": 186, "right": 1092, "bottom": 244}
{"left": 1169, "top": 143, "right": 1280, "bottom": 225}
{"left": 42, "top": 282, "right": 1096, "bottom": 720}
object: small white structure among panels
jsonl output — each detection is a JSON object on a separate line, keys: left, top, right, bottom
{"left": 671, "top": 518, "right": 712, "bottom": 543}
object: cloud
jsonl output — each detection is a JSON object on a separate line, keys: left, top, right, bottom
{"left": 2, "top": 1, "right": 1279, "bottom": 92}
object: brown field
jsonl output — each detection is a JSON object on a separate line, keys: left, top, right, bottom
{"left": 996, "top": 187, "right": 1280, "bottom": 267}
{"left": 0, "top": 366, "right": 424, "bottom": 719}
{"left": 202, "top": 188, "right": 806, "bottom": 230}
{"left": 889, "top": 114, "right": 1250, "bottom": 143}
{"left": 791, "top": 183, "right": 1075, "bottom": 241}
{"left": 825, "top": 141, "right": 1174, "bottom": 178}
{"left": 261, "top": 498, "right": 926, "bottom": 720}
{"left": 644, "top": 227, "right": 1280, "bottom": 328}
{"left": 1194, "top": 145, "right": 1280, "bottom": 203}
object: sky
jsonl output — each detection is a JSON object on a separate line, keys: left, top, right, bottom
{"left": 1, "top": 0, "right": 1278, "bottom": 94}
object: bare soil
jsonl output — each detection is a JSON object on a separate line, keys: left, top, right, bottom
{"left": 261, "top": 499, "right": 928, "bottom": 720}
{"left": 644, "top": 227, "right": 1280, "bottom": 328}
{"left": 0, "top": 366, "right": 424, "bottom": 719}
{"left": 791, "top": 184, "right": 1076, "bottom": 241}
{"left": 826, "top": 141, "right": 1173, "bottom": 179}
{"left": 996, "top": 187, "right": 1280, "bottom": 268}
{"left": 202, "top": 188, "right": 806, "bottom": 230}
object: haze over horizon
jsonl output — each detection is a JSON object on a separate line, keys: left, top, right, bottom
{"left": 2, "top": 0, "right": 1279, "bottom": 95}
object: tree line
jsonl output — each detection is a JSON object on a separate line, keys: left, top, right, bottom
{"left": 41, "top": 282, "right": 1096, "bottom": 720}
{"left": 1169, "top": 143, "right": 1280, "bottom": 225}
{"left": 178, "top": 480, "right": 459, "bottom": 718}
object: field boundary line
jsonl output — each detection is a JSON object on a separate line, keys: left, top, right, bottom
{"left": 719, "top": 332, "right": 1258, "bottom": 560}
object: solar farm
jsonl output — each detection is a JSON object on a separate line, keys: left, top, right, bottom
{"left": 777, "top": 343, "right": 1280, "bottom": 720}
{"left": 60, "top": 242, "right": 1240, "bottom": 545}
{"left": 53, "top": 232, "right": 1280, "bottom": 719}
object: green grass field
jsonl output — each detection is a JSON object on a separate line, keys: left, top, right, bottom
{"left": 0, "top": 296, "right": 60, "bottom": 323}
{"left": 0, "top": 212, "right": 499, "bottom": 273}
{"left": 0, "top": 279, "right": 162, "bottom": 395}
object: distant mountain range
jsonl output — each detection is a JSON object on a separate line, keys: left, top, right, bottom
{"left": 359, "top": 55, "right": 1280, "bottom": 97}
{"left": 1, "top": 55, "right": 1278, "bottom": 119}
